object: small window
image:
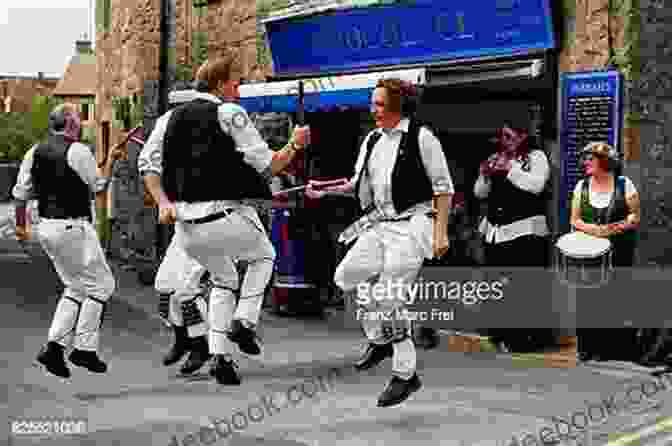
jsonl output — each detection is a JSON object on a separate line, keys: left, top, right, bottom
{"left": 81, "top": 103, "right": 90, "bottom": 121}
{"left": 101, "top": 121, "right": 110, "bottom": 164}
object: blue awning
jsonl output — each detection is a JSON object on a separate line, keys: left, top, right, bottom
{"left": 238, "top": 68, "right": 425, "bottom": 113}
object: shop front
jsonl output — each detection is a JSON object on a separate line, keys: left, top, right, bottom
{"left": 240, "top": 0, "right": 565, "bottom": 319}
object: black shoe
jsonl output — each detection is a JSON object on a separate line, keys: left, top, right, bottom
{"left": 377, "top": 374, "right": 422, "bottom": 407}
{"left": 415, "top": 327, "right": 439, "bottom": 350}
{"left": 209, "top": 354, "right": 241, "bottom": 385}
{"left": 69, "top": 349, "right": 108, "bottom": 373}
{"left": 163, "top": 325, "right": 189, "bottom": 366}
{"left": 354, "top": 342, "right": 393, "bottom": 371}
{"left": 227, "top": 319, "right": 261, "bottom": 355}
{"left": 36, "top": 342, "right": 71, "bottom": 378}
{"left": 180, "top": 336, "right": 212, "bottom": 375}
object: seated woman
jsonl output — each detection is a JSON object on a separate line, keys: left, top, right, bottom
{"left": 571, "top": 142, "right": 640, "bottom": 362}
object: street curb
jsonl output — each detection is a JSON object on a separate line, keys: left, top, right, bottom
{"left": 437, "top": 331, "right": 578, "bottom": 368}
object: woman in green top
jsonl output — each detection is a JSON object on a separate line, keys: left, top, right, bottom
{"left": 570, "top": 142, "right": 640, "bottom": 267}
{"left": 570, "top": 142, "right": 641, "bottom": 363}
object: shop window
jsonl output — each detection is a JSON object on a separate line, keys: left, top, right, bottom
{"left": 101, "top": 121, "right": 110, "bottom": 164}
{"left": 81, "top": 103, "right": 90, "bottom": 121}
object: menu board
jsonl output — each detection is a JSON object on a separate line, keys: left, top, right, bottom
{"left": 559, "top": 70, "right": 623, "bottom": 229}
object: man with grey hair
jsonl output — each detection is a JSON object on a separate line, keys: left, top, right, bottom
{"left": 13, "top": 103, "right": 121, "bottom": 378}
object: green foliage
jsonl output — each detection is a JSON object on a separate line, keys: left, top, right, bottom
{"left": 191, "top": 31, "right": 209, "bottom": 68}
{"left": 111, "top": 96, "right": 132, "bottom": 130}
{"left": 608, "top": 0, "right": 640, "bottom": 83}
{"left": 176, "top": 64, "right": 194, "bottom": 82}
{"left": 0, "top": 112, "right": 39, "bottom": 162}
{"left": 0, "top": 96, "right": 66, "bottom": 162}
{"left": 96, "top": 0, "right": 111, "bottom": 34}
{"left": 130, "top": 94, "right": 144, "bottom": 128}
{"left": 256, "top": 0, "right": 291, "bottom": 68}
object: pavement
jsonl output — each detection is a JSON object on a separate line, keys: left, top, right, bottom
{"left": 2, "top": 201, "right": 672, "bottom": 446}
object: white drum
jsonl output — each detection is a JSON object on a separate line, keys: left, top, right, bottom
{"left": 555, "top": 231, "right": 613, "bottom": 288}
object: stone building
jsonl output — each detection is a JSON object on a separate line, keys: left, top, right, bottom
{"left": 0, "top": 73, "right": 59, "bottom": 114}
{"left": 97, "top": 0, "right": 661, "bottom": 273}
{"left": 52, "top": 40, "right": 97, "bottom": 142}
{"left": 94, "top": 0, "right": 260, "bottom": 267}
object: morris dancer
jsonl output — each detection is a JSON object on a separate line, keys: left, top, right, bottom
{"left": 307, "top": 78, "right": 453, "bottom": 407}
{"left": 13, "top": 103, "right": 119, "bottom": 378}
{"left": 154, "top": 230, "right": 212, "bottom": 374}
{"left": 140, "top": 54, "right": 310, "bottom": 385}
{"left": 147, "top": 86, "right": 212, "bottom": 375}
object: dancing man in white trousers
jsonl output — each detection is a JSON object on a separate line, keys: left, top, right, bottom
{"left": 141, "top": 54, "right": 310, "bottom": 384}
{"left": 307, "top": 78, "right": 453, "bottom": 407}
{"left": 147, "top": 86, "right": 212, "bottom": 375}
{"left": 13, "top": 103, "right": 121, "bottom": 378}
{"left": 154, "top": 229, "right": 212, "bottom": 374}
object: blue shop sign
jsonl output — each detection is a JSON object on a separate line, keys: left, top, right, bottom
{"left": 558, "top": 70, "right": 624, "bottom": 229}
{"left": 264, "top": 0, "right": 556, "bottom": 77}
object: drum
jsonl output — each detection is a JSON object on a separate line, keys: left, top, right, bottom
{"left": 555, "top": 231, "right": 613, "bottom": 288}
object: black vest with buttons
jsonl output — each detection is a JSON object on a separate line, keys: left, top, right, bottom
{"left": 31, "top": 135, "right": 91, "bottom": 220}
{"left": 486, "top": 151, "right": 547, "bottom": 226}
{"left": 355, "top": 119, "right": 434, "bottom": 214}
{"left": 580, "top": 176, "right": 637, "bottom": 266}
{"left": 162, "top": 98, "right": 271, "bottom": 203}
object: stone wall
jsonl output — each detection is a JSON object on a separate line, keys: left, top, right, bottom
{"left": 96, "top": 0, "right": 260, "bottom": 268}
{"left": 636, "top": 0, "right": 672, "bottom": 265}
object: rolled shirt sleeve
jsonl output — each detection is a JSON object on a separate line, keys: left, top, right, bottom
{"left": 217, "top": 103, "right": 273, "bottom": 180}
{"left": 418, "top": 127, "right": 454, "bottom": 194}
{"left": 11, "top": 145, "right": 38, "bottom": 201}
{"left": 67, "top": 142, "right": 108, "bottom": 194}
{"left": 138, "top": 111, "right": 171, "bottom": 177}
{"left": 506, "top": 149, "right": 549, "bottom": 194}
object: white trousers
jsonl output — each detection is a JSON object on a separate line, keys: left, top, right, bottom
{"left": 177, "top": 205, "right": 275, "bottom": 355}
{"left": 37, "top": 218, "right": 116, "bottom": 352}
{"left": 155, "top": 230, "right": 208, "bottom": 338}
{"left": 334, "top": 215, "right": 429, "bottom": 379}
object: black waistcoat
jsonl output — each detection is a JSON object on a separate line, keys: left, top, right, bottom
{"left": 162, "top": 99, "right": 271, "bottom": 203}
{"left": 486, "top": 152, "right": 547, "bottom": 226}
{"left": 31, "top": 135, "right": 91, "bottom": 220}
{"left": 580, "top": 176, "right": 637, "bottom": 266}
{"left": 355, "top": 119, "right": 434, "bottom": 214}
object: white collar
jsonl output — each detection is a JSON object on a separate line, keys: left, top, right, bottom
{"left": 379, "top": 117, "right": 410, "bottom": 135}
{"left": 194, "top": 92, "right": 223, "bottom": 104}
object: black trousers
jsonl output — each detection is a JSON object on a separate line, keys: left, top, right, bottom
{"left": 483, "top": 234, "right": 555, "bottom": 351}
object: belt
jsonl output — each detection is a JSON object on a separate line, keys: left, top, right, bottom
{"left": 182, "top": 209, "right": 234, "bottom": 225}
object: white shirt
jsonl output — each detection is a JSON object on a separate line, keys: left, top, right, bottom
{"left": 474, "top": 149, "right": 550, "bottom": 244}
{"left": 351, "top": 118, "right": 454, "bottom": 219}
{"left": 137, "top": 92, "right": 274, "bottom": 220}
{"left": 12, "top": 138, "right": 107, "bottom": 202}
{"left": 572, "top": 177, "right": 637, "bottom": 209}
